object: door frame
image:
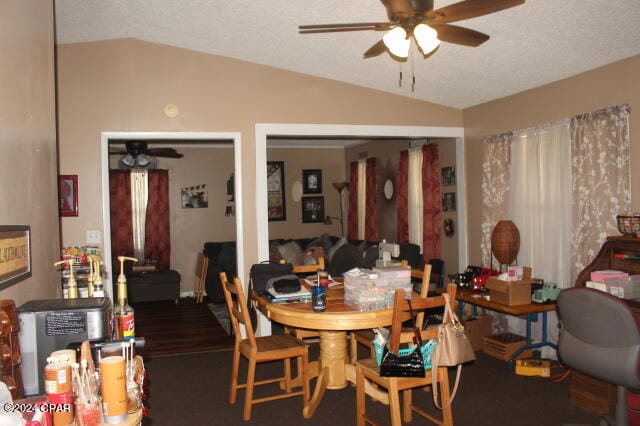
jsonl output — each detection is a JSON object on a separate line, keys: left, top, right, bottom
{"left": 100, "top": 131, "right": 243, "bottom": 299}
{"left": 255, "top": 123, "right": 466, "bottom": 336}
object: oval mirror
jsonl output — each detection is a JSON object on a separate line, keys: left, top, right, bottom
{"left": 291, "top": 181, "right": 303, "bottom": 202}
{"left": 383, "top": 179, "right": 394, "bottom": 200}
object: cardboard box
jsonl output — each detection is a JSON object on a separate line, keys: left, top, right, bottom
{"left": 483, "top": 333, "right": 533, "bottom": 361}
{"left": 463, "top": 315, "right": 493, "bottom": 351}
{"left": 486, "top": 267, "right": 533, "bottom": 305}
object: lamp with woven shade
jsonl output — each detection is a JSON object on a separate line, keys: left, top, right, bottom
{"left": 491, "top": 220, "right": 520, "bottom": 270}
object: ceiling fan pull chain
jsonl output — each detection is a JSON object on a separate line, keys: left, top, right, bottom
{"left": 398, "top": 62, "right": 403, "bottom": 88}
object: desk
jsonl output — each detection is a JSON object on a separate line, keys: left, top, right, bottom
{"left": 253, "top": 284, "right": 399, "bottom": 418}
{"left": 447, "top": 288, "right": 557, "bottom": 368}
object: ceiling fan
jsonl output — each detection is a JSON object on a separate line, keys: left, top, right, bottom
{"left": 109, "top": 140, "right": 183, "bottom": 168}
{"left": 299, "top": 0, "right": 525, "bottom": 60}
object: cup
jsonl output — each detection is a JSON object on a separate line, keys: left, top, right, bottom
{"left": 312, "top": 285, "right": 326, "bottom": 312}
{"left": 74, "top": 397, "right": 103, "bottom": 426}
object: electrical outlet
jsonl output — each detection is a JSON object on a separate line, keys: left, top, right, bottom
{"left": 86, "top": 230, "right": 101, "bottom": 245}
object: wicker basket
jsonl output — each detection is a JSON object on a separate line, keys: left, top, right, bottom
{"left": 616, "top": 213, "right": 640, "bottom": 237}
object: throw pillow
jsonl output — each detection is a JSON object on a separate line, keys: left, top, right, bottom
{"left": 269, "top": 242, "right": 283, "bottom": 263}
{"left": 278, "top": 241, "right": 304, "bottom": 266}
{"left": 306, "top": 246, "right": 326, "bottom": 264}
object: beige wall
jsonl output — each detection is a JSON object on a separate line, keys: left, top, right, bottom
{"left": 56, "top": 38, "right": 463, "bottom": 285}
{"left": 0, "top": 1, "right": 59, "bottom": 304}
{"left": 463, "top": 55, "right": 640, "bottom": 265}
{"left": 267, "top": 148, "right": 346, "bottom": 239}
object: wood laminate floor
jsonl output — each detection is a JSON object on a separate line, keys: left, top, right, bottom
{"left": 133, "top": 298, "right": 233, "bottom": 357}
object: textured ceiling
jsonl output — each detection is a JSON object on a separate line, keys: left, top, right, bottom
{"left": 55, "top": 0, "right": 640, "bottom": 109}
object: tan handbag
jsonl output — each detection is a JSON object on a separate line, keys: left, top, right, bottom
{"left": 432, "top": 293, "right": 476, "bottom": 409}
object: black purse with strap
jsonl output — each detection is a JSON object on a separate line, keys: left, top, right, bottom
{"left": 379, "top": 299, "right": 426, "bottom": 378}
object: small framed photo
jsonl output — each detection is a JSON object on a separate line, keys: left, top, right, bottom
{"left": 302, "top": 169, "right": 322, "bottom": 194}
{"left": 441, "top": 166, "right": 456, "bottom": 186}
{"left": 58, "top": 175, "right": 78, "bottom": 217}
{"left": 442, "top": 192, "right": 457, "bottom": 212}
{"left": 301, "top": 196, "right": 325, "bottom": 223}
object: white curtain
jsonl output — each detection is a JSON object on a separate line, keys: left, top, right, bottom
{"left": 357, "top": 160, "right": 367, "bottom": 240}
{"left": 408, "top": 148, "right": 424, "bottom": 251}
{"left": 507, "top": 122, "right": 571, "bottom": 355}
{"left": 130, "top": 170, "right": 149, "bottom": 262}
{"left": 509, "top": 122, "right": 572, "bottom": 288}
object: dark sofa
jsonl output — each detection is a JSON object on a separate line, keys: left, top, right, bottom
{"left": 202, "top": 235, "right": 379, "bottom": 304}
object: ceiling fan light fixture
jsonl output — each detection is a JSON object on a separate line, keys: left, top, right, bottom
{"left": 122, "top": 154, "right": 136, "bottom": 167}
{"left": 383, "top": 27, "right": 410, "bottom": 58}
{"left": 414, "top": 24, "right": 440, "bottom": 55}
{"left": 136, "top": 153, "right": 151, "bottom": 167}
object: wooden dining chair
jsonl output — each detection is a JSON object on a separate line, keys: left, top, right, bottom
{"left": 356, "top": 284, "right": 458, "bottom": 426}
{"left": 219, "top": 273, "right": 310, "bottom": 421}
{"left": 349, "top": 263, "right": 432, "bottom": 364}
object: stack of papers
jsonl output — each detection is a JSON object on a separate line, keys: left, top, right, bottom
{"left": 267, "top": 287, "right": 312, "bottom": 303}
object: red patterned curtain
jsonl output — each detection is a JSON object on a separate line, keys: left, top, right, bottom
{"left": 396, "top": 150, "right": 409, "bottom": 244}
{"left": 145, "top": 170, "right": 171, "bottom": 271}
{"left": 347, "top": 162, "right": 359, "bottom": 240}
{"left": 422, "top": 144, "right": 441, "bottom": 262}
{"left": 109, "top": 170, "right": 134, "bottom": 274}
{"left": 365, "top": 158, "right": 378, "bottom": 242}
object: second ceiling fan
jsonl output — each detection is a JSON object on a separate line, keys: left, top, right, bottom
{"left": 299, "top": 0, "right": 525, "bottom": 60}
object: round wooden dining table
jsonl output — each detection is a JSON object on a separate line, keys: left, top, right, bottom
{"left": 253, "top": 284, "right": 397, "bottom": 418}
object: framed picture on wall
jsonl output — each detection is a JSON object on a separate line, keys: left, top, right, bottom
{"left": 302, "top": 169, "right": 322, "bottom": 194}
{"left": 441, "top": 166, "right": 456, "bottom": 186}
{"left": 442, "top": 192, "right": 456, "bottom": 212}
{"left": 301, "top": 196, "right": 324, "bottom": 223}
{"left": 267, "top": 161, "right": 286, "bottom": 221}
{"left": 58, "top": 175, "right": 78, "bottom": 217}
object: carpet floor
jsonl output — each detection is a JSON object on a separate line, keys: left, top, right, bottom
{"left": 142, "top": 347, "right": 601, "bottom": 426}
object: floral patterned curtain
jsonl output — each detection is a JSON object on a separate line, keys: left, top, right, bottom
{"left": 421, "top": 144, "right": 441, "bottom": 262}
{"left": 109, "top": 170, "right": 134, "bottom": 274}
{"left": 480, "top": 133, "right": 513, "bottom": 267}
{"left": 396, "top": 150, "right": 409, "bottom": 244}
{"left": 347, "top": 162, "right": 359, "bottom": 240}
{"left": 570, "top": 104, "right": 631, "bottom": 283}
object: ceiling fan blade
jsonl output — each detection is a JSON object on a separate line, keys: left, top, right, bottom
{"left": 427, "top": 0, "right": 525, "bottom": 24}
{"left": 300, "top": 26, "right": 388, "bottom": 34}
{"left": 299, "top": 22, "right": 390, "bottom": 30}
{"left": 363, "top": 40, "right": 387, "bottom": 58}
{"left": 430, "top": 23, "right": 490, "bottom": 47}
{"left": 147, "top": 148, "right": 183, "bottom": 158}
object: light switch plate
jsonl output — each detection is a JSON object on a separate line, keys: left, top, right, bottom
{"left": 86, "top": 230, "right": 101, "bottom": 245}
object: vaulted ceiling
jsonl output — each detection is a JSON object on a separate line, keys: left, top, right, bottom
{"left": 55, "top": 0, "right": 640, "bottom": 109}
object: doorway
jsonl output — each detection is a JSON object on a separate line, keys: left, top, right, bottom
{"left": 255, "top": 123, "right": 466, "bottom": 336}
{"left": 100, "top": 131, "right": 243, "bottom": 300}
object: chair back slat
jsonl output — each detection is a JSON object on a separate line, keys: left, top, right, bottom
{"left": 292, "top": 257, "right": 325, "bottom": 274}
{"left": 387, "top": 283, "right": 457, "bottom": 354}
{"left": 220, "top": 273, "right": 257, "bottom": 347}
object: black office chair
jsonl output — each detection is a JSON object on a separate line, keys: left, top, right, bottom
{"left": 557, "top": 287, "right": 640, "bottom": 426}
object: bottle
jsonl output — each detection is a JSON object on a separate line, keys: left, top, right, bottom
{"left": 54, "top": 258, "right": 78, "bottom": 299}
{"left": 312, "top": 270, "right": 329, "bottom": 312}
{"left": 114, "top": 256, "right": 138, "bottom": 340}
{"left": 91, "top": 255, "right": 105, "bottom": 298}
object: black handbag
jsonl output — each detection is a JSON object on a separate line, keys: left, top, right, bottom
{"left": 246, "top": 262, "right": 294, "bottom": 329}
{"left": 249, "top": 262, "right": 293, "bottom": 294}
{"left": 379, "top": 300, "right": 426, "bottom": 378}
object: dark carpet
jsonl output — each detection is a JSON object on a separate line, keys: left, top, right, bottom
{"left": 142, "top": 348, "right": 600, "bottom": 426}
